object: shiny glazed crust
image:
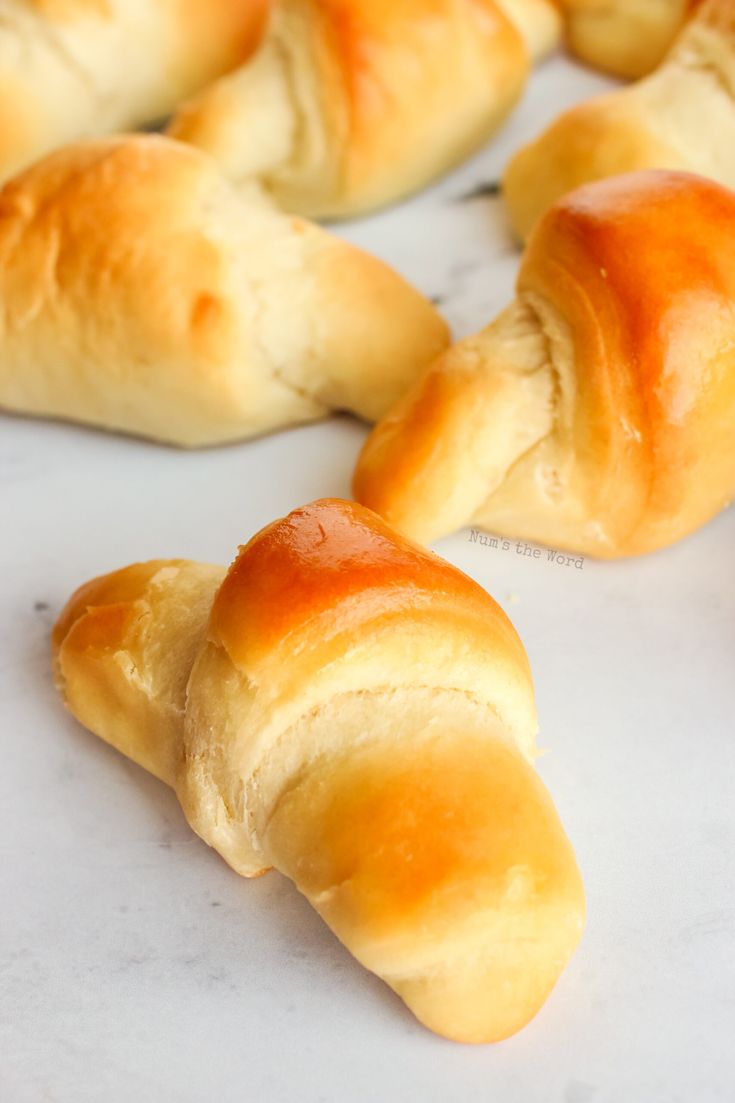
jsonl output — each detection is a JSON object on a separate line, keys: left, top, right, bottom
{"left": 52, "top": 499, "right": 585, "bottom": 1044}
{"left": 354, "top": 171, "right": 735, "bottom": 557}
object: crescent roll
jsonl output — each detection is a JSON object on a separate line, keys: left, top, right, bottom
{"left": 167, "top": 0, "right": 560, "bottom": 220}
{"left": 52, "top": 498, "right": 585, "bottom": 1045}
{"left": 0, "top": 135, "right": 448, "bottom": 446}
{"left": 504, "top": 0, "right": 735, "bottom": 239}
{"left": 559, "top": 0, "right": 700, "bottom": 79}
{"left": 354, "top": 171, "right": 735, "bottom": 558}
{"left": 0, "top": 0, "right": 269, "bottom": 183}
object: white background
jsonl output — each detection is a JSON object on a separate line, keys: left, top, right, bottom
{"left": 2, "top": 56, "right": 734, "bottom": 1102}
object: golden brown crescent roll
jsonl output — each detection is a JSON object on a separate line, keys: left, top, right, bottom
{"left": 53, "top": 499, "right": 585, "bottom": 1045}
{"left": 503, "top": 0, "right": 735, "bottom": 239}
{"left": 354, "top": 171, "right": 735, "bottom": 558}
{"left": 0, "top": 0, "right": 269, "bottom": 183}
{"left": 167, "top": 0, "right": 560, "bottom": 220}
{"left": 558, "top": 0, "right": 701, "bottom": 79}
{"left": 0, "top": 135, "right": 449, "bottom": 446}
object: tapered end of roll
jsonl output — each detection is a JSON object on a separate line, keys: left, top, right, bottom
{"left": 306, "top": 241, "right": 451, "bottom": 422}
{"left": 502, "top": 93, "right": 686, "bottom": 240}
{"left": 352, "top": 355, "right": 484, "bottom": 544}
{"left": 52, "top": 560, "right": 224, "bottom": 785}
{"left": 167, "top": 33, "right": 296, "bottom": 184}
{"left": 353, "top": 301, "right": 555, "bottom": 543}
{"left": 265, "top": 732, "right": 585, "bottom": 1044}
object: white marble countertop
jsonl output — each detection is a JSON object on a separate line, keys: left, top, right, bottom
{"left": 2, "top": 55, "right": 734, "bottom": 1103}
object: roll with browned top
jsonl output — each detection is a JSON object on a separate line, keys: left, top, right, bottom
{"left": 168, "top": 0, "right": 561, "bottom": 219}
{"left": 354, "top": 171, "right": 735, "bottom": 557}
{"left": 53, "top": 499, "right": 585, "bottom": 1044}
{"left": 0, "top": 135, "right": 449, "bottom": 445}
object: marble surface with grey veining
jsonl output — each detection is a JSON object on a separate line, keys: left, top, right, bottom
{"left": 2, "top": 54, "right": 735, "bottom": 1103}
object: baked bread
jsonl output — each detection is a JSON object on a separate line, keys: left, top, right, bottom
{"left": 52, "top": 498, "right": 585, "bottom": 1045}
{"left": 558, "top": 0, "right": 700, "bottom": 79}
{"left": 503, "top": 0, "right": 735, "bottom": 238}
{"left": 167, "top": 0, "right": 560, "bottom": 220}
{"left": 354, "top": 171, "right": 735, "bottom": 558}
{"left": 0, "top": 135, "right": 448, "bottom": 446}
{"left": 497, "top": 0, "right": 563, "bottom": 60}
{"left": 0, "top": 0, "right": 269, "bottom": 183}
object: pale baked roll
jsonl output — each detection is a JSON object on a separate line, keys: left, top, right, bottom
{"left": 0, "top": 0, "right": 269, "bottom": 182}
{"left": 497, "top": 0, "right": 563, "bottom": 61}
{"left": 167, "top": 0, "right": 554, "bottom": 219}
{"left": 559, "top": 0, "right": 700, "bottom": 79}
{"left": 0, "top": 134, "right": 449, "bottom": 445}
{"left": 504, "top": 0, "right": 735, "bottom": 239}
{"left": 53, "top": 498, "right": 585, "bottom": 1045}
{"left": 354, "top": 171, "right": 735, "bottom": 558}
